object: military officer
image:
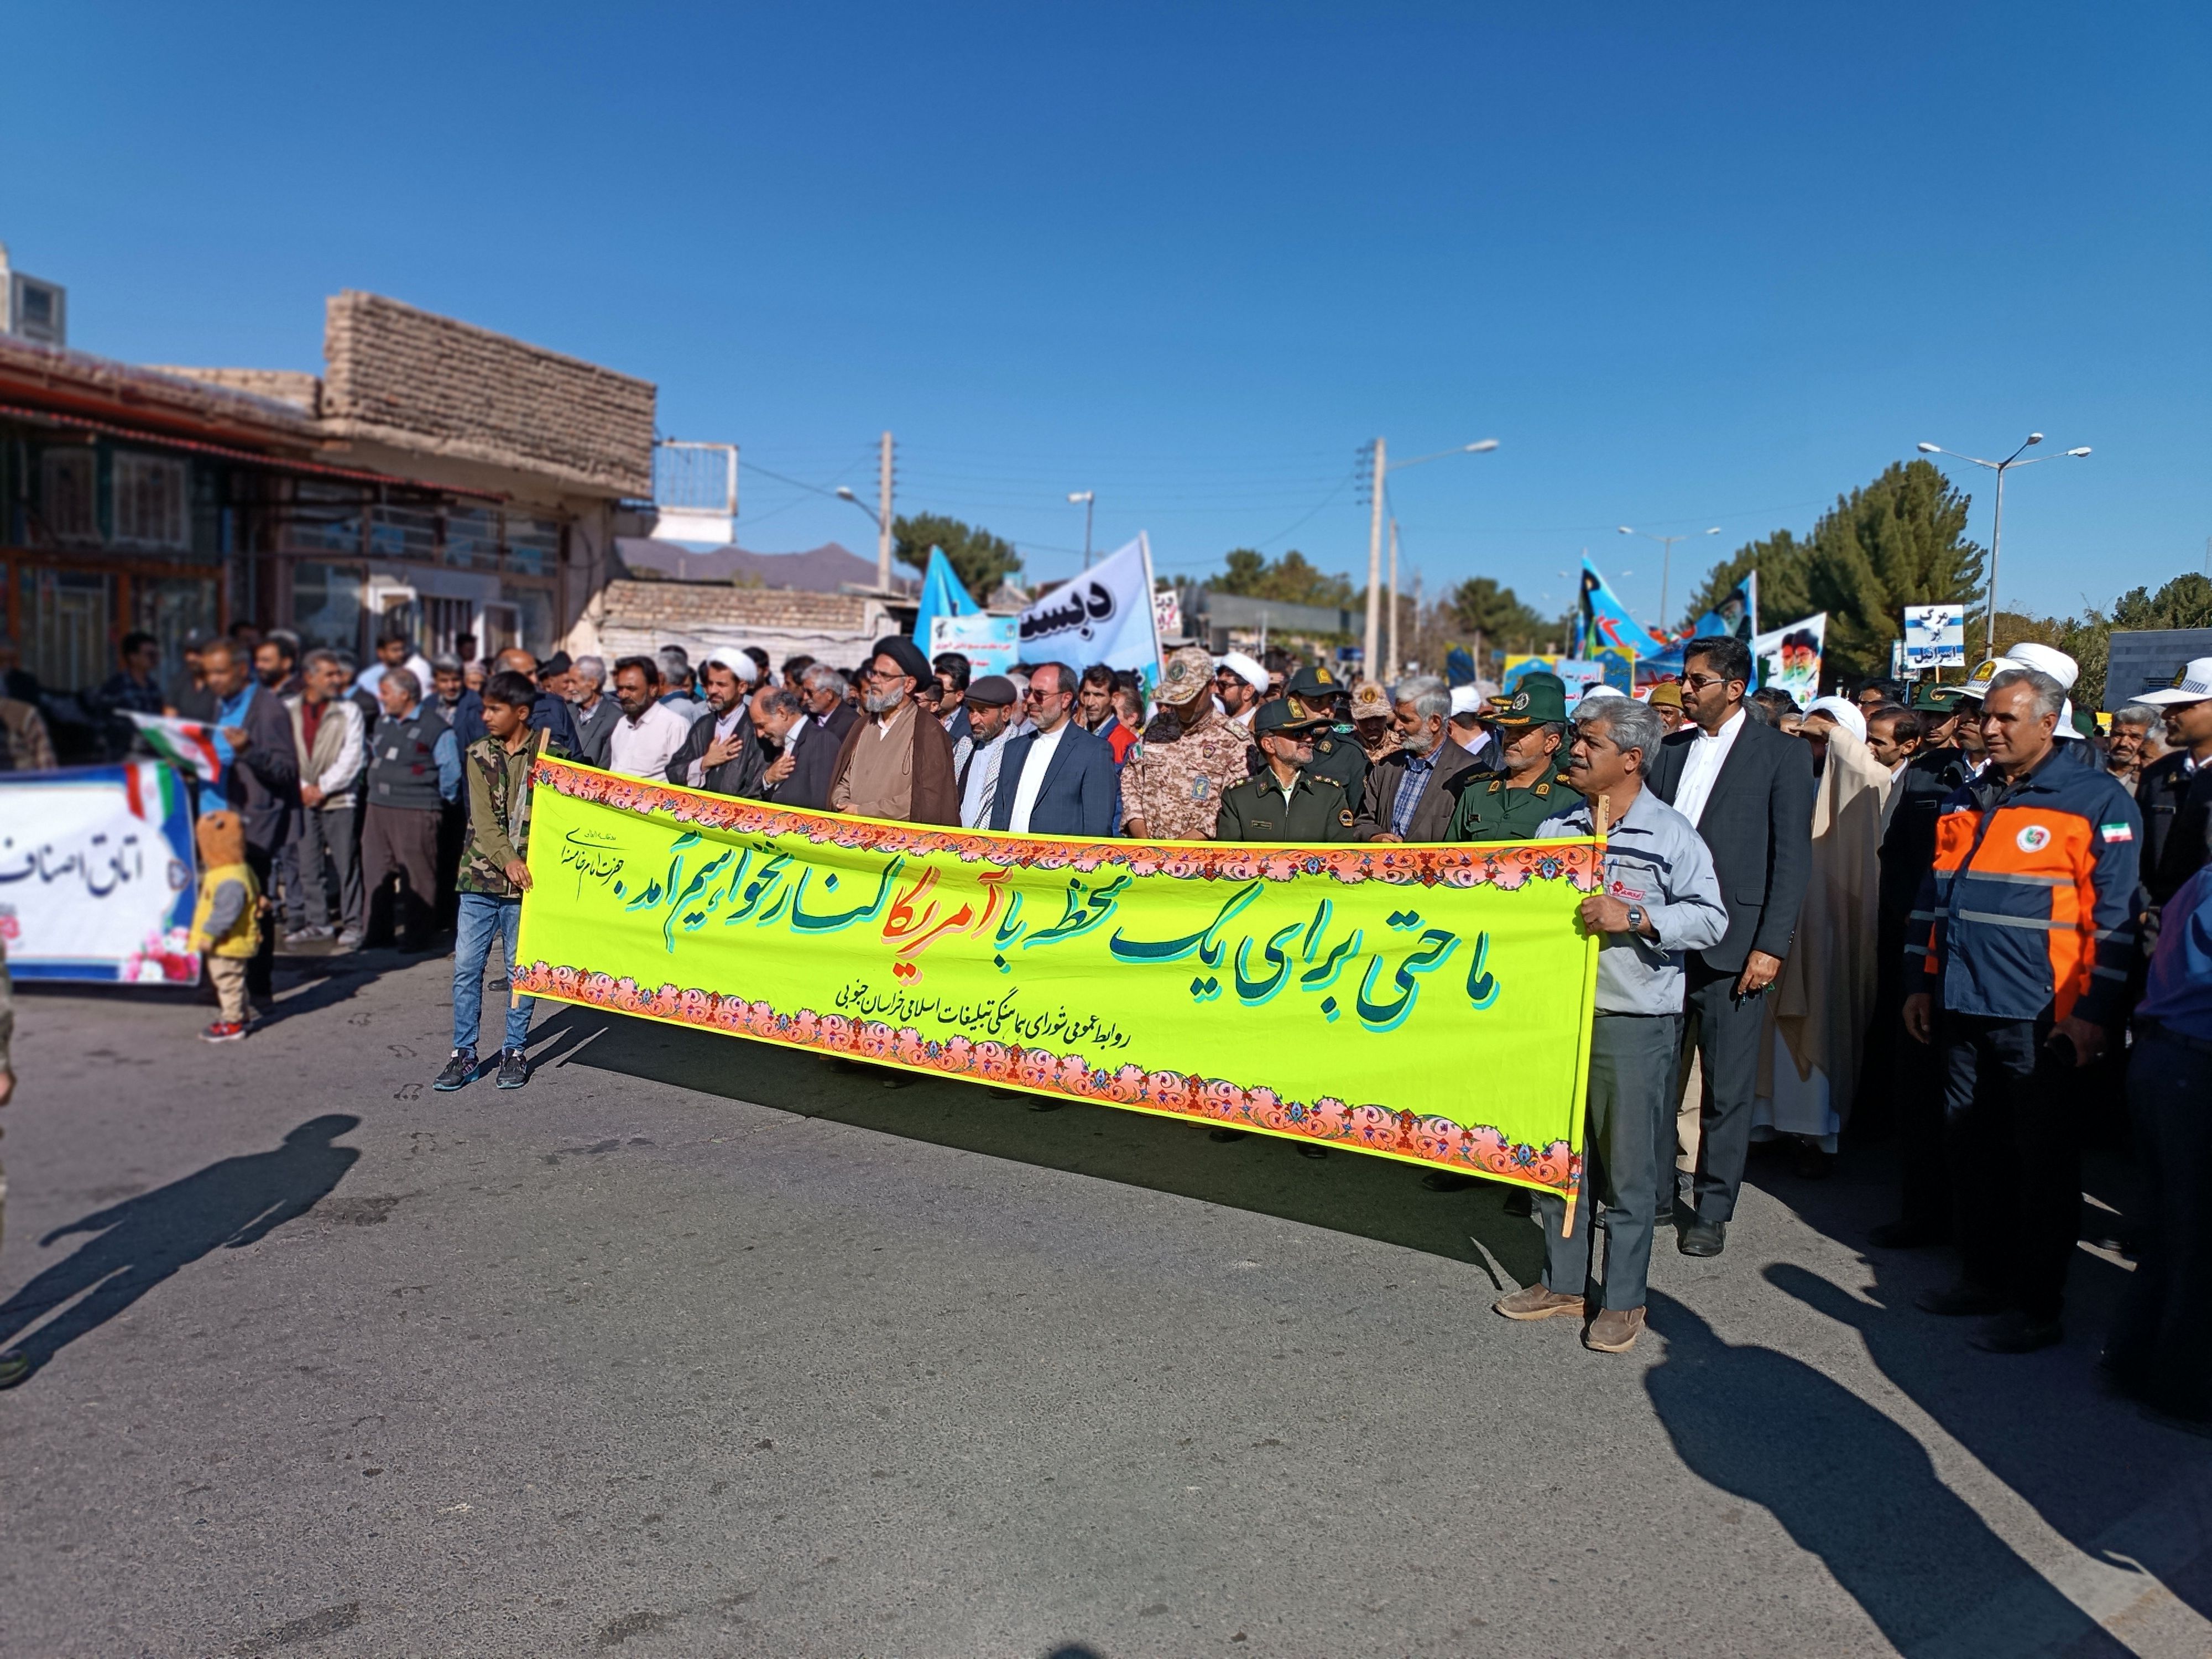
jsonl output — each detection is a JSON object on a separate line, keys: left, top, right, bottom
{"left": 1282, "top": 663, "right": 1368, "bottom": 799}
{"left": 1215, "top": 701, "right": 1358, "bottom": 842}
{"left": 1446, "top": 672, "right": 1572, "bottom": 842}
{"left": 1121, "top": 645, "right": 1255, "bottom": 839}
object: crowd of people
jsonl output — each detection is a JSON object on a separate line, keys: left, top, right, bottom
{"left": 1, "top": 618, "right": 2207, "bottom": 1421}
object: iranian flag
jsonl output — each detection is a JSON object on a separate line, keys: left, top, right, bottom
{"left": 126, "top": 712, "right": 226, "bottom": 788}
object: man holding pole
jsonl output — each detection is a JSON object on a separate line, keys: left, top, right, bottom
{"left": 1496, "top": 696, "right": 1727, "bottom": 1354}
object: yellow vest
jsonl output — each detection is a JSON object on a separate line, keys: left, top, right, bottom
{"left": 191, "top": 860, "right": 262, "bottom": 958}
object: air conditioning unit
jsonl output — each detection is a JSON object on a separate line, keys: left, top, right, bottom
{"left": 0, "top": 243, "right": 66, "bottom": 347}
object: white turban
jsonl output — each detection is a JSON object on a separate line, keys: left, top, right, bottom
{"left": 1804, "top": 695, "right": 1868, "bottom": 743}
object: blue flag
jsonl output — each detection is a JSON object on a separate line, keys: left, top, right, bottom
{"left": 911, "top": 546, "right": 980, "bottom": 653}
{"left": 1575, "top": 556, "right": 1668, "bottom": 659}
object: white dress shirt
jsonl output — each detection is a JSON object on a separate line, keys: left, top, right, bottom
{"left": 607, "top": 699, "right": 693, "bottom": 780}
{"left": 686, "top": 704, "right": 747, "bottom": 787}
{"left": 1672, "top": 707, "right": 1746, "bottom": 828}
{"left": 1005, "top": 721, "right": 1070, "bottom": 834}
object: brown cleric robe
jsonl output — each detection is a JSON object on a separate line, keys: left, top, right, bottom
{"left": 828, "top": 698, "right": 962, "bottom": 826}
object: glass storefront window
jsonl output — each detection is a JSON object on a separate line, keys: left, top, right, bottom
{"left": 20, "top": 567, "right": 112, "bottom": 692}
{"left": 293, "top": 562, "right": 366, "bottom": 655}
{"left": 446, "top": 508, "right": 500, "bottom": 571}
{"left": 512, "top": 587, "right": 555, "bottom": 656}
{"left": 368, "top": 504, "right": 439, "bottom": 563}
{"left": 133, "top": 576, "right": 218, "bottom": 691}
{"left": 506, "top": 517, "right": 561, "bottom": 576}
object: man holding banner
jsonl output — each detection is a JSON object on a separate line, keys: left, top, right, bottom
{"left": 1498, "top": 696, "right": 1726, "bottom": 1354}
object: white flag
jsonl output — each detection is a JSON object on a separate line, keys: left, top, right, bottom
{"left": 1016, "top": 535, "right": 1160, "bottom": 672}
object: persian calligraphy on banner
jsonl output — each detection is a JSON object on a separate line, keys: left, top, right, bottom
{"left": 515, "top": 759, "right": 1603, "bottom": 1198}
{"left": 0, "top": 762, "right": 200, "bottom": 984}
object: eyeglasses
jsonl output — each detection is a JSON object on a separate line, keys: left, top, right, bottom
{"left": 1024, "top": 686, "right": 1069, "bottom": 702}
{"left": 863, "top": 667, "right": 910, "bottom": 684}
{"left": 1681, "top": 672, "right": 1733, "bottom": 692}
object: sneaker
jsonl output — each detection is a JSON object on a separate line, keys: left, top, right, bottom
{"left": 495, "top": 1047, "right": 529, "bottom": 1089}
{"left": 284, "top": 924, "right": 333, "bottom": 944}
{"left": 1584, "top": 1306, "right": 1647, "bottom": 1354}
{"left": 1494, "top": 1284, "right": 1585, "bottom": 1322}
{"left": 200, "top": 1021, "right": 247, "bottom": 1043}
{"left": 432, "top": 1050, "right": 478, "bottom": 1091}
{"left": 333, "top": 927, "right": 363, "bottom": 951}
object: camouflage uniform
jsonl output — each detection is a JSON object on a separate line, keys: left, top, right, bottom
{"left": 459, "top": 730, "right": 568, "bottom": 896}
{"left": 1121, "top": 708, "right": 1254, "bottom": 841}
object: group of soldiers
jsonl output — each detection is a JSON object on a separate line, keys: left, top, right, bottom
{"left": 1120, "top": 643, "right": 1571, "bottom": 848}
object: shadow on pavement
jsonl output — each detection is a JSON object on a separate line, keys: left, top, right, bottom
{"left": 0, "top": 1115, "right": 361, "bottom": 1387}
{"left": 525, "top": 1006, "right": 1546, "bottom": 1286}
{"left": 1645, "top": 1289, "right": 2135, "bottom": 1657}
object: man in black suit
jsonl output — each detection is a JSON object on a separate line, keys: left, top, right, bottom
{"left": 987, "top": 662, "right": 1118, "bottom": 838}
{"left": 1646, "top": 634, "right": 1815, "bottom": 1256}
{"left": 755, "top": 684, "right": 836, "bottom": 810}
{"left": 801, "top": 663, "right": 859, "bottom": 745}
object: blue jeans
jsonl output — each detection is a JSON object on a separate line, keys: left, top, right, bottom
{"left": 452, "top": 892, "right": 532, "bottom": 1053}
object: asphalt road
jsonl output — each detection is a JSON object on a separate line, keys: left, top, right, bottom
{"left": 2, "top": 948, "right": 2207, "bottom": 1659}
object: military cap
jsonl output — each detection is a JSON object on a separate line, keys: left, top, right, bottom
{"left": 1911, "top": 682, "right": 1966, "bottom": 713}
{"left": 1488, "top": 672, "right": 1568, "bottom": 726}
{"left": 1348, "top": 681, "right": 1393, "bottom": 720}
{"left": 1160, "top": 644, "right": 1217, "bottom": 702}
{"left": 1254, "top": 701, "right": 1331, "bottom": 738}
{"left": 1284, "top": 662, "right": 1348, "bottom": 700}
{"left": 1645, "top": 680, "right": 1684, "bottom": 709}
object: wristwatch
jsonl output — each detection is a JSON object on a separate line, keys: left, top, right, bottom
{"left": 1625, "top": 905, "right": 1648, "bottom": 934}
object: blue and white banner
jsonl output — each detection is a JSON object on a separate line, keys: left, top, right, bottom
{"left": 929, "top": 612, "right": 1021, "bottom": 676}
{"left": 1016, "top": 534, "right": 1162, "bottom": 673}
{"left": 0, "top": 762, "right": 200, "bottom": 984}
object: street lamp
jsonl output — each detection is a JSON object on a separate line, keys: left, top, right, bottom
{"left": 1616, "top": 524, "right": 1720, "bottom": 634}
{"left": 1914, "top": 434, "right": 2092, "bottom": 654}
{"left": 1363, "top": 438, "right": 1498, "bottom": 676}
{"left": 1067, "top": 491, "right": 1095, "bottom": 568}
{"left": 833, "top": 485, "right": 889, "bottom": 564}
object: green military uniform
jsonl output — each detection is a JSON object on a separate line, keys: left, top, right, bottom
{"left": 1215, "top": 700, "right": 1358, "bottom": 842}
{"left": 1217, "top": 768, "right": 1357, "bottom": 842}
{"left": 1446, "top": 757, "right": 1569, "bottom": 842}
{"left": 1282, "top": 665, "right": 1367, "bottom": 801}
{"left": 1446, "top": 669, "right": 1573, "bottom": 843}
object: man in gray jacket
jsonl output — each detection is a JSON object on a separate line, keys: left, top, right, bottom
{"left": 1495, "top": 696, "right": 1728, "bottom": 1355}
{"left": 281, "top": 650, "right": 367, "bottom": 943}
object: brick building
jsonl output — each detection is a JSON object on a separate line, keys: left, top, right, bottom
{"left": 0, "top": 284, "right": 653, "bottom": 722}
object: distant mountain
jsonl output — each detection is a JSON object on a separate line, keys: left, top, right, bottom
{"left": 616, "top": 538, "right": 918, "bottom": 594}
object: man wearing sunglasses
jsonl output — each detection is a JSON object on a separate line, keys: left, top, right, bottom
{"left": 987, "top": 662, "right": 1118, "bottom": 838}
{"left": 826, "top": 635, "right": 962, "bottom": 826}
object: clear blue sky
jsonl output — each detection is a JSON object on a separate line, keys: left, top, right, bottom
{"left": 9, "top": 3, "right": 2208, "bottom": 628}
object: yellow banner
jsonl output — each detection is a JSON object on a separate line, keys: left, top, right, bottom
{"left": 515, "top": 759, "right": 1601, "bottom": 1195}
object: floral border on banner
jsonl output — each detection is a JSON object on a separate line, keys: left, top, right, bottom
{"left": 512, "top": 959, "right": 1583, "bottom": 1194}
{"left": 531, "top": 758, "right": 1603, "bottom": 893}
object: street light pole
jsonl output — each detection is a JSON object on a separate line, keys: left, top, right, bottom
{"left": 1616, "top": 525, "right": 1720, "bottom": 633}
{"left": 1068, "top": 491, "right": 1095, "bottom": 568}
{"left": 1387, "top": 518, "right": 1401, "bottom": 676}
{"left": 1915, "top": 434, "right": 2092, "bottom": 655}
{"left": 1361, "top": 437, "right": 1498, "bottom": 678}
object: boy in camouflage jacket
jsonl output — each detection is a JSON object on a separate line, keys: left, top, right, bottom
{"left": 434, "top": 671, "right": 566, "bottom": 1093}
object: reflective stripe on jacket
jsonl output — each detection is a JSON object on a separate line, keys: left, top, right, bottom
{"left": 1910, "top": 748, "right": 2141, "bottom": 1024}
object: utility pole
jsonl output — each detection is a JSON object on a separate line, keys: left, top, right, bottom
{"left": 876, "top": 431, "right": 895, "bottom": 591}
{"left": 1386, "top": 518, "right": 1401, "bottom": 679}
{"left": 1362, "top": 437, "right": 1386, "bottom": 679}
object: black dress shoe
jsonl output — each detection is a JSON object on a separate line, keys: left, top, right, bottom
{"left": 1868, "top": 1220, "right": 1945, "bottom": 1249}
{"left": 1678, "top": 1220, "right": 1726, "bottom": 1258}
{"left": 1916, "top": 1282, "right": 2007, "bottom": 1317}
{"left": 1503, "top": 1189, "right": 1534, "bottom": 1218}
{"left": 1421, "top": 1171, "right": 1476, "bottom": 1191}
{"left": 1208, "top": 1128, "right": 1250, "bottom": 1142}
{"left": 1026, "top": 1098, "right": 1065, "bottom": 1112}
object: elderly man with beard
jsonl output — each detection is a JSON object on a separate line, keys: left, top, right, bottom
{"left": 667, "top": 654, "right": 767, "bottom": 797}
{"left": 753, "top": 684, "right": 835, "bottom": 810}
{"left": 1355, "top": 674, "right": 1484, "bottom": 842}
{"left": 827, "top": 635, "right": 961, "bottom": 825}
{"left": 1121, "top": 646, "right": 1254, "bottom": 841}
{"left": 954, "top": 676, "right": 1025, "bottom": 829}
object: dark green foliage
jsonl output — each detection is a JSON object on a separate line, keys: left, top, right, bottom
{"left": 893, "top": 513, "right": 1021, "bottom": 602}
{"left": 1446, "top": 576, "right": 1550, "bottom": 653}
{"left": 1682, "top": 460, "right": 1985, "bottom": 681}
{"left": 1209, "top": 548, "right": 1357, "bottom": 608}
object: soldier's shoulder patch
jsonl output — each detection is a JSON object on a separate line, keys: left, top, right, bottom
{"left": 1535, "top": 782, "right": 1551, "bottom": 796}
{"left": 1315, "top": 772, "right": 1342, "bottom": 789}
{"left": 1338, "top": 808, "right": 1355, "bottom": 827}
{"left": 1486, "top": 779, "right": 1501, "bottom": 794}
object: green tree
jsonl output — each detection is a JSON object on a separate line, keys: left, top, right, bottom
{"left": 1446, "top": 576, "right": 1548, "bottom": 652}
{"left": 893, "top": 513, "right": 1021, "bottom": 603}
{"left": 1209, "top": 547, "right": 1356, "bottom": 608}
{"left": 1683, "top": 460, "right": 1984, "bottom": 682}
{"left": 1999, "top": 574, "right": 2212, "bottom": 711}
